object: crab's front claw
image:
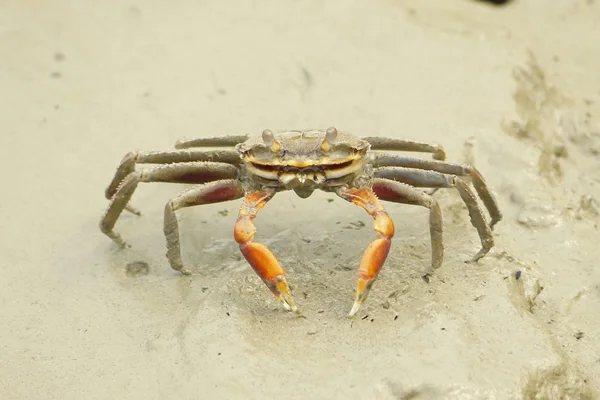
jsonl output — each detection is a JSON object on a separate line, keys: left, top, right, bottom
{"left": 335, "top": 187, "right": 395, "bottom": 317}
{"left": 267, "top": 275, "right": 299, "bottom": 314}
{"left": 235, "top": 192, "right": 303, "bottom": 316}
{"left": 348, "top": 237, "right": 392, "bottom": 317}
{"left": 239, "top": 242, "right": 301, "bottom": 315}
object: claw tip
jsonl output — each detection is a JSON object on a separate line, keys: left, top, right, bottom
{"left": 348, "top": 301, "right": 362, "bottom": 318}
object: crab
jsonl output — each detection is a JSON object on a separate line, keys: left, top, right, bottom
{"left": 100, "top": 127, "right": 502, "bottom": 317}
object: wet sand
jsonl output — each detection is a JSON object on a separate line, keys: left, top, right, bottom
{"left": 1, "top": 1, "right": 599, "bottom": 399}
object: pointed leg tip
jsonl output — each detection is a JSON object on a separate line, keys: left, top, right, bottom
{"left": 106, "top": 231, "right": 129, "bottom": 249}
{"left": 125, "top": 204, "right": 142, "bottom": 216}
{"left": 116, "top": 239, "right": 130, "bottom": 249}
{"left": 490, "top": 217, "right": 502, "bottom": 230}
{"left": 466, "top": 253, "right": 485, "bottom": 264}
{"left": 432, "top": 262, "right": 443, "bottom": 270}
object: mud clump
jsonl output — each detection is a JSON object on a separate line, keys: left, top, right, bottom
{"left": 503, "top": 51, "right": 569, "bottom": 185}
{"left": 521, "top": 363, "right": 595, "bottom": 400}
{"left": 126, "top": 261, "right": 150, "bottom": 277}
{"left": 517, "top": 198, "right": 562, "bottom": 229}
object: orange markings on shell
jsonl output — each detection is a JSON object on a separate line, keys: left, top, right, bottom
{"left": 248, "top": 158, "right": 356, "bottom": 169}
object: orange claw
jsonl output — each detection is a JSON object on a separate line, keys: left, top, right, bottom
{"left": 338, "top": 187, "right": 395, "bottom": 317}
{"left": 234, "top": 191, "right": 301, "bottom": 315}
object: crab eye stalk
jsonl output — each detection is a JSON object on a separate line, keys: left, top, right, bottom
{"left": 326, "top": 127, "right": 338, "bottom": 142}
{"left": 321, "top": 126, "right": 338, "bottom": 152}
{"left": 262, "top": 129, "right": 281, "bottom": 152}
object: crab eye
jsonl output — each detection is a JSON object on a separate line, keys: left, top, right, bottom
{"left": 261, "top": 129, "right": 281, "bottom": 152}
{"left": 262, "top": 129, "right": 275, "bottom": 146}
{"left": 325, "top": 127, "right": 338, "bottom": 143}
{"left": 321, "top": 126, "right": 338, "bottom": 152}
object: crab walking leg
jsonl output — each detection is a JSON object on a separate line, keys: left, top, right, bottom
{"left": 363, "top": 137, "right": 447, "bottom": 160}
{"left": 372, "top": 153, "right": 502, "bottom": 229}
{"left": 336, "top": 186, "right": 395, "bottom": 317}
{"left": 100, "top": 162, "right": 238, "bottom": 247}
{"left": 105, "top": 149, "right": 241, "bottom": 209}
{"left": 164, "top": 180, "right": 244, "bottom": 274}
{"left": 234, "top": 190, "right": 301, "bottom": 314}
{"left": 374, "top": 167, "right": 494, "bottom": 262}
{"left": 175, "top": 135, "right": 250, "bottom": 149}
{"left": 371, "top": 178, "right": 444, "bottom": 274}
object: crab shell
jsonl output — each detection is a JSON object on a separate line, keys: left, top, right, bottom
{"left": 235, "top": 128, "right": 371, "bottom": 198}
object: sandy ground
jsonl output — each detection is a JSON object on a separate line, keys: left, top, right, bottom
{"left": 1, "top": 1, "right": 600, "bottom": 399}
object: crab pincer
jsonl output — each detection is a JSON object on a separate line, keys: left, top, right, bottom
{"left": 337, "top": 187, "right": 395, "bottom": 317}
{"left": 234, "top": 191, "right": 302, "bottom": 316}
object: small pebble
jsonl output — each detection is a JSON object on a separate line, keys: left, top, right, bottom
{"left": 350, "top": 221, "right": 365, "bottom": 228}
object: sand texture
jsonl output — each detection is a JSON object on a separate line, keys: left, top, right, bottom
{"left": 1, "top": 1, "right": 599, "bottom": 399}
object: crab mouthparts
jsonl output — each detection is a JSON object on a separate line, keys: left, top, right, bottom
{"left": 279, "top": 171, "right": 326, "bottom": 198}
